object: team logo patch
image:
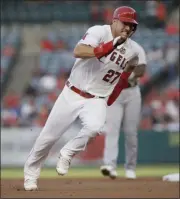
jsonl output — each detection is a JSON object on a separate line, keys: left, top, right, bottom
{"left": 119, "top": 47, "right": 126, "bottom": 54}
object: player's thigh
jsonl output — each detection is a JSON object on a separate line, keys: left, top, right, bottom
{"left": 63, "top": 118, "right": 82, "bottom": 141}
{"left": 103, "top": 100, "right": 124, "bottom": 135}
{"left": 79, "top": 98, "right": 107, "bottom": 133}
{"left": 123, "top": 94, "right": 141, "bottom": 133}
{"left": 40, "top": 88, "right": 79, "bottom": 138}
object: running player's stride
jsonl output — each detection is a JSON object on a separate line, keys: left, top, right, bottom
{"left": 24, "top": 6, "right": 140, "bottom": 191}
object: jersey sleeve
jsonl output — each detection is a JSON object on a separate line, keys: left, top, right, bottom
{"left": 78, "top": 26, "right": 103, "bottom": 48}
{"left": 137, "top": 44, "right": 147, "bottom": 65}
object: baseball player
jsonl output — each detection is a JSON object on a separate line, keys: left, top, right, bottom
{"left": 100, "top": 44, "right": 146, "bottom": 180}
{"left": 24, "top": 6, "right": 141, "bottom": 191}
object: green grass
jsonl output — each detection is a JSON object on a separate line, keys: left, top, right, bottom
{"left": 1, "top": 164, "right": 179, "bottom": 179}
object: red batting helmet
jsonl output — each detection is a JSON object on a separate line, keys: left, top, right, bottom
{"left": 113, "top": 6, "right": 138, "bottom": 25}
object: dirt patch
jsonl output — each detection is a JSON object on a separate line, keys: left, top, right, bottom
{"left": 1, "top": 177, "right": 179, "bottom": 198}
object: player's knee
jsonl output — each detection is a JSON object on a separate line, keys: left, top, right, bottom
{"left": 125, "top": 134, "right": 137, "bottom": 147}
{"left": 124, "top": 127, "right": 138, "bottom": 136}
{"left": 85, "top": 122, "right": 104, "bottom": 137}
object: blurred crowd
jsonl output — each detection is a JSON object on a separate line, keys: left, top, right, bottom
{"left": 1, "top": 1, "right": 179, "bottom": 132}
{"left": 141, "top": 85, "right": 179, "bottom": 132}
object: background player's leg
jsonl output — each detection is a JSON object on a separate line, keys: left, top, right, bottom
{"left": 57, "top": 98, "right": 107, "bottom": 174}
{"left": 123, "top": 87, "right": 141, "bottom": 172}
{"left": 24, "top": 86, "right": 80, "bottom": 180}
{"left": 103, "top": 100, "right": 124, "bottom": 169}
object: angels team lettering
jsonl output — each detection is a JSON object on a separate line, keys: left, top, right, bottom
{"left": 102, "top": 51, "right": 126, "bottom": 84}
{"left": 110, "top": 51, "right": 126, "bottom": 70}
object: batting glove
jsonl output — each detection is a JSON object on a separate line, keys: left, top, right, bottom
{"left": 94, "top": 36, "right": 126, "bottom": 59}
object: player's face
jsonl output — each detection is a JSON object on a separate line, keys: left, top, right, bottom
{"left": 114, "top": 20, "right": 135, "bottom": 39}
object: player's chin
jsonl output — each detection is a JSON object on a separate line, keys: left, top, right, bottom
{"left": 120, "top": 33, "right": 129, "bottom": 40}
{"left": 120, "top": 35, "right": 128, "bottom": 42}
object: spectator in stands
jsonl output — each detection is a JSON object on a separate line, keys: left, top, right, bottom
{"left": 156, "top": 1, "right": 167, "bottom": 23}
{"left": 34, "top": 104, "right": 50, "bottom": 127}
{"left": 164, "top": 42, "right": 179, "bottom": 66}
{"left": 145, "top": 0, "right": 166, "bottom": 28}
{"left": 1, "top": 97, "right": 20, "bottom": 127}
{"left": 102, "top": 2, "right": 114, "bottom": 24}
{"left": 39, "top": 73, "right": 57, "bottom": 93}
{"left": 150, "top": 99, "right": 165, "bottom": 132}
{"left": 20, "top": 97, "right": 37, "bottom": 126}
{"left": 90, "top": 1, "right": 101, "bottom": 24}
{"left": 164, "top": 95, "right": 179, "bottom": 132}
{"left": 147, "top": 45, "right": 164, "bottom": 62}
{"left": 145, "top": 1, "right": 157, "bottom": 19}
{"left": 166, "top": 8, "right": 179, "bottom": 35}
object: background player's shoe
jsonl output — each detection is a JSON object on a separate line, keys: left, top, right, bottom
{"left": 56, "top": 156, "right": 71, "bottom": 176}
{"left": 125, "top": 169, "right": 136, "bottom": 179}
{"left": 100, "top": 165, "right": 118, "bottom": 179}
{"left": 24, "top": 179, "right": 38, "bottom": 191}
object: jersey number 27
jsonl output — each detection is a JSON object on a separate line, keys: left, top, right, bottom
{"left": 103, "top": 69, "right": 121, "bottom": 84}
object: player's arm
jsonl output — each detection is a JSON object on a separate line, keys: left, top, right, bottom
{"left": 133, "top": 44, "right": 147, "bottom": 77}
{"left": 133, "top": 63, "right": 146, "bottom": 77}
{"left": 73, "top": 44, "right": 96, "bottom": 58}
{"left": 73, "top": 26, "right": 125, "bottom": 59}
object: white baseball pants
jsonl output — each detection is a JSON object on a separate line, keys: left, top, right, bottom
{"left": 103, "top": 85, "right": 141, "bottom": 170}
{"left": 24, "top": 85, "right": 107, "bottom": 180}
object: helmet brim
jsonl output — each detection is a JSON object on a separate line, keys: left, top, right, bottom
{"left": 115, "top": 17, "right": 138, "bottom": 25}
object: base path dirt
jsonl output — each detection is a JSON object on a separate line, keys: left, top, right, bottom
{"left": 1, "top": 177, "right": 179, "bottom": 198}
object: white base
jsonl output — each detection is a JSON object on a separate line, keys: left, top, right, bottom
{"left": 163, "top": 173, "right": 180, "bottom": 182}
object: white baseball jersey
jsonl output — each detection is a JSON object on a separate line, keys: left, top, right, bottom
{"left": 68, "top": 25, "right": 146, "bottom": 97}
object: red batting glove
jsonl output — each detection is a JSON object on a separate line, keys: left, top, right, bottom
{"left": 94, "top": 36, "right": 126, "bottom": 59}
{"left": 94, "top": 41, "right": 114, "bottom": 59}
{"left": 107, "top": 71, "right": 132, "bottom": 106}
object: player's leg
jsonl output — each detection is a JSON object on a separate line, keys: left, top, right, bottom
{"left": 123, "top": 87, "right": 141, "bottom": 179}
{"left": 100, "top": 100, "right": 124, "bottom": 179}
{"left": 24, "top": 86, "right": 80, "bottom": 189}
{"left": 56, "top": 98, "right": 107, "bottom": 175}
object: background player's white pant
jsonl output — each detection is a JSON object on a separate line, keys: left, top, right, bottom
{"left": 103, "top": 85, "right": 141, "bottom": 170}
{"left": 24, "top": 85, "right": 107, "bottom": 180}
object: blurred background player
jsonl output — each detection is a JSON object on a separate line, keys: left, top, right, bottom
{"left": 100, "top": 45, "right": 146, "bottom": 179}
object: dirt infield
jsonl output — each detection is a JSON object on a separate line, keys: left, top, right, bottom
{"left": 1, "top": 177, "right": 179, "bottom": 198}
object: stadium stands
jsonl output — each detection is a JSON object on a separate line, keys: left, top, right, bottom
{"left": 1, "top": 26, "right": 21, "bottom": 85}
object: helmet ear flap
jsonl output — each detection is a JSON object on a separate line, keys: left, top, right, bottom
{"left": 129, "top": 24, "right": 137, "bottom": 37}
{"left": 132, "top": 24, "right": 137, "bottom": 32}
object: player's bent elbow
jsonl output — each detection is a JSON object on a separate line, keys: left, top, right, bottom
{"left": 73, "top": 47, "right": 81, "bottom": 58}
{"left": 73, "top": 44, "right": 85, "bottom": 58}
{"left": 73, "top": 44, "right": 94, "bottom": 58}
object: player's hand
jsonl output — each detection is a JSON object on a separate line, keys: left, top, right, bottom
{"left": 113, "top": 36, "right": 127, "bottom": 48}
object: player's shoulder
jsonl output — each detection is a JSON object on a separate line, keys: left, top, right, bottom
{"left": 87, "top": 24, "right": 109, "bottom": 36}
{"left": 88, "top": 24, "right": 108, "bottom": 31}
